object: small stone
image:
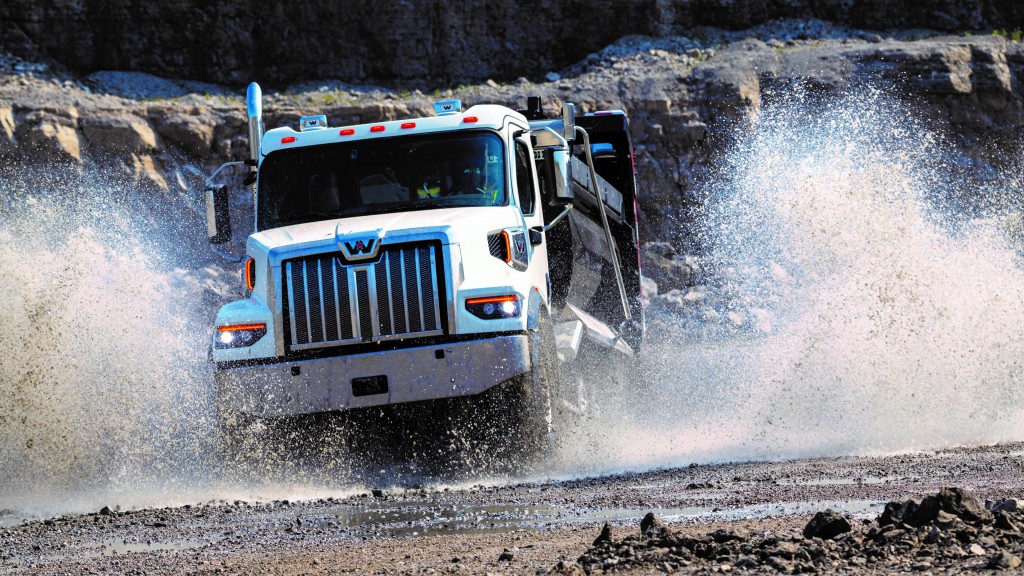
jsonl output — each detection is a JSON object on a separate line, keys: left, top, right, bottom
{"left": 371, "top": 489, "right": 384, "bottom": 499}
{"left": 640, "top": 512, "right": 672, "bottom": 539}
{"left": 593, "top": 522, "right": 613, "bottom": 546}
{"left": 992, "top": 498, "right": 1019, "bottom": 513}
{"left": 544, "top": 72, "right": 561, "bottom": 82}
{"left": 988, "top": 551, "right": 1022, "bottom": 569}
{"left": 99, "top": 506, "right": 112, "bottom": 516}
{"left": 498, "top": 548, "right": 514, "bottom": 562}
{"left": 969, "top": 543, "right": 986, "bottom": 556}
{"left": 803, "top": 509, "right": 852, "bottom": 540}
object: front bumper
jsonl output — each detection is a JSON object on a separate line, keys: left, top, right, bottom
{"left": 215, "top": 334, "right": 530, "bottom": 418}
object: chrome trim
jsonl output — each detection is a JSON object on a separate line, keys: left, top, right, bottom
{"left": 286, "top": 261, "right": 298, "bottom": 347}
{"left": 347, "top": 266, "right": 360, "bottom": 340}
{"left": 285, "top": 243, "right": 445, "bottom": 351}
{"left": 385, "top": 250, "right": 396, "bottom": 333}
{"left": 430, "top": 248, "right": 442, "bottom": 331}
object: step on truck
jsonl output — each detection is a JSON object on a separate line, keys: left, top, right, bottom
{"left": 205, "top": 83, "right": 644, "bottom": 461}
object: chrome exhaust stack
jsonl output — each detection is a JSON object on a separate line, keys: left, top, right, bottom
{"left": 246, "top": 82, "right": 264, "bottom": 163}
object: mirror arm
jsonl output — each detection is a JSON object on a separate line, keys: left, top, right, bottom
{"left": 531, "top": 205, "right": 572, "bottom": 233}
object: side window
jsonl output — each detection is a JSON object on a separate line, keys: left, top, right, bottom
{"left": 515, "top": 140, "right": 536, "bottom": 215}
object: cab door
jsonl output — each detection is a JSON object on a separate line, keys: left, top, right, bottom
{"left": 509, "top": 123, "right": 549, "bottom": 302}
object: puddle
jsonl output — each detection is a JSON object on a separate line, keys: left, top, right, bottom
{"left": 73, "top": 536, "right": 221, "bottom": 558}
{"left": 324, "top": 498, "right": 884, "bottom": 537}
{"left": 773, "top": 476, "right": 902, "bottom": 487}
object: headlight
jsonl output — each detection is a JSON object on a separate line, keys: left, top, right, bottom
{"left": 215, "top": 323, "right": 267, "bottom": 348}
{"left": 465, "top": 295, "right": 520, "bottom": 320}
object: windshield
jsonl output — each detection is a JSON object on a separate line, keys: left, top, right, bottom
{"left": 257, "top": 131, "right": 506, "bottom": 230}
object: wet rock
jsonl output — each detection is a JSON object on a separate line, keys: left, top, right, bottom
{"left": 15, "top": 109, "right": 83, "bottom": 165}
{"left": 994, "top": 510, "right": 1019, "bottom": 532}
{"left": 593, "top": 522, "right": 613, "bottom": 546}
{"left": 909, "top": 495, "right": 941, "bottom": 527}
{"left": 804, "top": 509, "right": 852, "bottom": 540}
{"left": 0, "top": 107, "right": 16, "bottom": 154}
{"left": 988, "top": 550, "right": 1023, "bottom": 569}
{"left": 640, "top": 512, "right": 672, "bottom": 539}
{"left": 938, "top": 487, "right": 993, "bottom": 525}
{"left": 99, "top": 506, "right": 112, "bottom": 515}
{"left": 129, "top": 153, "right": 169, "bottom": 192}
{"left": 879, "top": 498, "right": 919, "bottom": 526}
{"left": 992, "top": 498, "right": 1020, "bottom": 513}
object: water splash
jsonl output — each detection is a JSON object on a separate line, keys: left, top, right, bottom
{"left": 0, "top": 169, "right": 222, "bottom": 517}
{"left": 552, "top": 88, "right": 1024, "bottom": 474}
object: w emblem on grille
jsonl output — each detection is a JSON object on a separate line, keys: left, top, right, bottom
{"left": 338, "top": 233, "right": 382, "bottom": 261}
{"left": 348, "top": 239, "right": 373, "bottom": 254}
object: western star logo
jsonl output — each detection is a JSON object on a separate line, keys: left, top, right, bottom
{"left": 337, "top": 226, "right": 384, "bottom": 261}
{"left": 337, "top": 230, "right": 382, "bottom": 262}
{"left": 347, "top": 239, "right": 373, "bottom": 254}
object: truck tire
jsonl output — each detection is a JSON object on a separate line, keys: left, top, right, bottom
{"left": 509, "top": 314, "right": 557, "bottom": 463}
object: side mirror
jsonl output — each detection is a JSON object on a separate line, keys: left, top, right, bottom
{"left": 561, "top": 103, "right": 575, "bottom": 142}
{"left": 549, "top": 147, "right": 571, "bottom": 204}
{"left": 205, "top": 184, "right": 232, "bottom": 244}
{"left": 531, "top": 127, "right": 573, "bottom": 205}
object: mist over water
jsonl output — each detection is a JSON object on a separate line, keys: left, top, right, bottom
{"left": 553, "top": 88, "right": 1024, "bottom": 474}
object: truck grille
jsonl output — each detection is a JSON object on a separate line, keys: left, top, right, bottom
{"left": 284, "top": 243, "right": 445, "bottom": 351}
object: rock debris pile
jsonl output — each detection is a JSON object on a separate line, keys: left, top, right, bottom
{"left": 554, "top": 488, "right": 1023, "bottom": 573}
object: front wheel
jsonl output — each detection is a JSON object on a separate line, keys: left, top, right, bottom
{"left": 510, "top": 314, "right": 558, "bottom": 462}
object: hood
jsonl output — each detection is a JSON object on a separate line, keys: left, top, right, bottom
{"left": 250, "top": 206, "right": 524, "bottom": 260}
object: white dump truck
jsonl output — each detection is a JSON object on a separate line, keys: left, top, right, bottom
{"left": 205, "top": 83, "right": 644, "bottom": 454}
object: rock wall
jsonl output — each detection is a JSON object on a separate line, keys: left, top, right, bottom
{"left": 3, "top": 34, "right": 1024, "bottom": 248}
{"left": 2, "top": 1, "right": 1024, "bottom": 86}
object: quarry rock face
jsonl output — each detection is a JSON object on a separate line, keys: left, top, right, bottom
{"left": 3, "top": 9, "right": 1024, "bottom": 248}
{"left": 2, "top": 1, "right": 1023, "bottom": 87}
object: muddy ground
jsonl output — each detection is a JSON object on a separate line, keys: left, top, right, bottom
{"left": 1, "top": 442, "right": 1022, "bottom": 574}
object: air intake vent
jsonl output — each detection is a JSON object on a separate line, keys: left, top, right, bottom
{"left": 283, "top": 242, "right": 445, "bottom": 351}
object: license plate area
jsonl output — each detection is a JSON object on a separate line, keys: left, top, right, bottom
{"left": 352, "top": 375, "right": 388, "bottom": 397}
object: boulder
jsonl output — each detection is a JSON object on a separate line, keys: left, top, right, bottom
{"left": 15, "top": 109, "right": 83, "bottom": 165}
{"left": 803, "top": 509, "right": 852, "bottom": 540}
{"left": 129, "top": 154, "right": 169, "bottom": 193}
{"left": 0, "top": 107, "right": 16, "bottom": 154}
{"left": 155, "top": 111, "right": 216, "bottom": 156}
{"left": 81, "top": 113, "right": 158, "bottom": 156}
{"left": 937, "top": 487, "right": 992, "bottom": 524}
{"left": 640, "top": 512, "right": 673, "bottom": 539}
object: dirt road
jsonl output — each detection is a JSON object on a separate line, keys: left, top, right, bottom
{"left": 2, "top": 442, "right": 1022, "bottom": 574}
